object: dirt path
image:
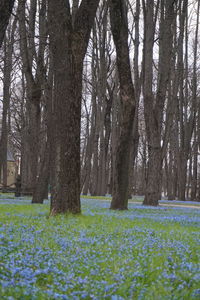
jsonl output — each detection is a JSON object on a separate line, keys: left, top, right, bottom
{"left": 160, "top": 203, "right": 200, "bottom": 209}
{"left": 84, "top": 197, "right": 200, "bottom": 209}
{"left": 129, "top": 201, "right": 200, "bottom": 209}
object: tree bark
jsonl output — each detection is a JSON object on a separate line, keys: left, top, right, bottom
{"left": 110, "top": 0, "right": 136, "bottom": 210}
{"left": 143, "top": 0, "right": 176, "bottom": 206}
{"left": 18, "top": 0, "right": 45, "bottom": 195}
{"left": 32, "top": 59, "right": 53, "bottom": 203}
{"left": 48, "top": 0, "right": 100, "bottom": 215}
{"left": 128, "top": 0, "right": 141, "bottom": 198}
{"left": 81, "top": 50, "right": 98, "bottom": 195}
{"left": 0, "top": 16, "right": 17, "bottom": 191}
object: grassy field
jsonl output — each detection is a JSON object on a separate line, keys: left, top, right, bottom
{"left": 0, "top": 197, "right": 200, "bottom": 299}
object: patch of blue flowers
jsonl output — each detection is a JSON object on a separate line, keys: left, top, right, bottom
{"left": 0, "top": 198, "right": 199, "bottom": 299}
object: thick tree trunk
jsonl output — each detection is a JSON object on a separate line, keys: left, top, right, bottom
{"left": 50, "top": 62, "right": 82, "bottom": 213}
{"left": 143, "top": 142, "right": 162, "bottom": 205}
{"left": 21, "top": 91, "right": 41, "bottom": 195}
{"left": 32, "top": 141, "right": 50, "bottom": 203}
{"left": 110, "top": 0, "right": 136, "bottom": 210}
{"left": 29, "top": 97, "right": 41, "bottom": 189}
{"left": 48, "top": 0, "right": 100, "bottom": 214}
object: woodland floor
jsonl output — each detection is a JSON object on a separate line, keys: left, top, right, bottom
{"left": 0, "top": 195, "right": 199, "bottom": 299}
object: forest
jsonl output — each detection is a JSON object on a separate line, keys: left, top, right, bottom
{"left": 0, "top": 0, "right": 199, "bottom": 213}
{"left": 0, "top": 0, "right": 200, "bottom": 299}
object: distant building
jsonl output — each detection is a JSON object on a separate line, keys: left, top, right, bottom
{"left": 0, "top": 149, "right": 16, "bottom": 188}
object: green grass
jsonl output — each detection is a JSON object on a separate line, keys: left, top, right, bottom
{"left": 1, "top": 192, "right": 200, "bottom": 206}
{"left": 0, "top": 192, "right": 16, "bottom": 199}
{"left": 0, "top": 198, "right": 200, "bottom": 299}
{"left": 82, "top": 194, "right": 200, "bottom": 207}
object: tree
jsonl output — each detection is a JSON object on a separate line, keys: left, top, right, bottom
{"left": 109, "top": 0, "right": 136, "bottom": 210}
{"left": 48, "top": 0, "right": 100, "bottom": 215}
{"left": 142, "top": 0, "right": 177, "bottom": 206}
{"left": 0, "top": 0, "right": 15, "bottom": 47}
{"left": 18, "top": 0, "right": 47, "bottom": 196}
{"left": 0, "top": 15, "right": 17, "bottom": 191}
{"left": 176, "top": 0, "right": 199, "bottom": 201}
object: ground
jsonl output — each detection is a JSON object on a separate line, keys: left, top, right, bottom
{"left": 0, "top": 195, "right": 200, "bottom": 299}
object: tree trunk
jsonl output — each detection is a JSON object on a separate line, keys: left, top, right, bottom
{"left": 110, "top": 71, "right": 120, "bottom": 195}
{"left": 0, "top": 16, "right": 17, "bottom": 191}
{"left": 48, "top": 0, "right": 100, "bottom": 214}
{"left": 81, "top": 106, "right": 96, "bottom": 195}
{"left": 144, "top": 140, "right": 162, "bottom": 205}
{"left": 32, "top": 65, "right": 53, "bottom": 203}
{"left": 143, "top": 0, "right": 176, "bottom": 206}
{"left": 191, "top": 131, "right": 198, "bottom": 201}
{"left": 110, "top": 0, "right": 136, "bottom": 210}
{"left": 178, "top": 151, "right": 187, "bottom": 200}
{"left": 18, "top": 0, "right": 46, "bottom": 195}
{"left": 128, "top": 0, "right": 140, "bottom": 198}
{"left": 167, "top": 147, "right": 174, "bottom": 200}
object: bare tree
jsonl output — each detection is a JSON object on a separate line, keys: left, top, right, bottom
{"left": 142, "top": 0, "right": 177, "bottom": 206}
{"left": 0, "top": 15, "right": 17, "bottom": 190}
{"left": 18, "top": 0, "right": 47, "bottom": 196}
{"left": 109, "top": 0, "right": 136, "bottom": 210}
{"left": 48, "top": 0, "right": 100, "bottom": 215}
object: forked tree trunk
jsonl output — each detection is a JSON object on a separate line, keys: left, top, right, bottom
{"left": 48, "top": 0, "right": 100, "bottom": 215}
{"left": 109, "top": 0, "right": 136, "bottom": 210}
